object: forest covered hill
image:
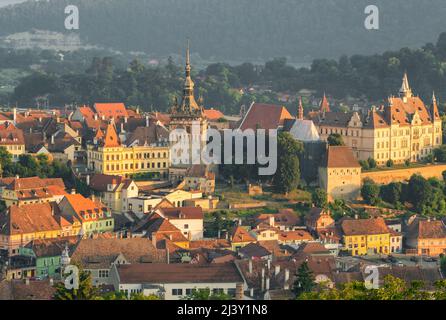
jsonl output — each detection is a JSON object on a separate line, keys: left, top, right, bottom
{"left": 0, "top": 0, "right": 446, "bottom": 61}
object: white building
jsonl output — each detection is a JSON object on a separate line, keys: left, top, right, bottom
{"left": 109, "top": 263, "right": 244, "bottom": 300}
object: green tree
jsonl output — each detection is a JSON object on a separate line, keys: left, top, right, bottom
{"left": 380, "top": 182, "right": 402, "bottom": 205}
{"left": 53, "top": 269, "right": 98, "bottom": 300}
{"left": 183, "top": 288, "right": 232, "bottom": 300}
{"left": 361, "top": 178, "right": 380, "bottom": 205}
{"left": 293, "top": 262, "right": 316, "bottom": 297}
{"left": 312, "top": 188, "right": 327, "bottom": 208}
{"left": 327, "top": 133, "right": 344, "bottom": 146}
{"left": 367, "top": 158, "right": 377, "bottom": 169}
{"left": 273, "top": 132, "right": 303, "bottom": 194}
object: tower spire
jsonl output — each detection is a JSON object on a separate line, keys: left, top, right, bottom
{"left": 297, "top": 97, "right": 304, "bottom": 120}
{"left": 185, "top": 38, "right": 191, "bottom": 77}
{"left": 320, "top": 92, "right": 330, "bottom": 113}
{"left": 431, "top": 91, "right": 440, "bottom": 121}
{"left": 400, "top": 72, "right": 413, "bottom": 99}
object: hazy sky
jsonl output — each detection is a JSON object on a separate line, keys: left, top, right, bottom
{"left": 0, "top": 0, "right": 27, "bottom": 8}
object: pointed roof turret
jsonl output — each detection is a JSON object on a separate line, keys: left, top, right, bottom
{"left": 320, "top": 93, "right": 330, "bottom": 113}
{"left": 431, "top": 91, "right": 441, "bottom": 121}
{"left": 297, "top": 97, "right": 304, "bottom": 120}
{"left": 102, "top": 122, "right": 121, "bottom": 148}
{"left": 399, "top": 72, "right": 413, "bottom": 99}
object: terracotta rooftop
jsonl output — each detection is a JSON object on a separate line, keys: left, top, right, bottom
{"left": 158, "top": 207, "right": 203, "bottom": 220}
{"left": 239, "top": 103, "right": 294, "bottom": 130}
{"left": 341, "top": 217, "right": 390, "bottom": 236}
{"left": 322, "top": 146, "right": 360, "bottom": 168}
{"left": 71, "top": 237, "right": 165, "bottom": 269}
{"left": 0, "top": 203, "right": 64, "bottom": 236}
{"left": 407, "top": 218, "right": 446, "bottom": 239}
{"left": 116, "top": 262, "right": 243, "bottom": 284}
{"left": 230, "top": 226, "right": 256, "bottom": 243}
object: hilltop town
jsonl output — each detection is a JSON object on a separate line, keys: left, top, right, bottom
{"left": 1, "top": 45, "right": 446, "bottom": 301}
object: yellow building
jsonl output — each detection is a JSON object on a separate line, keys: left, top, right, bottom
{"left": 0, "top": 122, "right": 25, "bottom": 162}
{"left": 341, "top": 217, "right": 391, "bottom": 256}
{"left": 311, "top": 73, "right": 442, "bottom": 166}
{"left": 318, "top": 146, "right": 361, "bottom": 201}
{"left": 0, "top": 202, "right": 81, "bottom": 255}
{"left": 87, "top": 121, "right": 170, "bottom": 178}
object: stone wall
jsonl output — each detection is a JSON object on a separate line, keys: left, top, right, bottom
{"left": 361, "top": 164, "right": 446, "bottom": 185}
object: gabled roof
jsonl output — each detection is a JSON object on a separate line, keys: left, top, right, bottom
{"left": 238, "top": 242, "right": 271, "bottom": 258}
{"left": 116, "top": 262, "right": 243, "bottom": 284}
{"left": 125, "top": 124, "right": 169, "bottom": 147}
{"left": 341, "top": 217, "right": 390, "bottom": 236}
{"left": 239, "top": 103, "right": 294, "bottom": 130}
{"left": 101, "top": 123, "right": 121, "bottom": 148}
{"left": 203, "top": 108, "right": 224, "bottom": 121}
{"left": 407, "top": 217, "right": 446, "bottom": 239}
{"left": 230, "top": 226, "right": 256, "bottom": 243}
{"left": 93, "top": 103, "right": 128, "bottom": 119}
{"left": 71, "top": 238, "right": 165, "bottom": 269}
{"left": 284, "top": 119, "right": 321, "bottom": 142}
{"left": 158, "top": 207, "right": 203, "bottom": 220}
{"left": 0, "top": 203, "right": 63, "bottom": 236}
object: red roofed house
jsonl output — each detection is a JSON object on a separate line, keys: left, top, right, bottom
{"left": 0, "top": 176, "right": 67, "bottom": 207}
{"left": 88, "top": 173, "right": 138, "bottom": 213}
{"left": 0, "top": 122, "right": 25, "bottom": 161}
{"left": 238, "top": 102, "right": 294, "bottom": 131}
{"left": 0, "top": 202, "right": 80, "bottom": 255}
{"left": 156, "top": 207, "right": 204, "bottom": 240}
{"left": 58, "top": 194, "right": 114, "bottom": 237}
{"left": 406, "top": 216, "right": 446, "bottom": 256}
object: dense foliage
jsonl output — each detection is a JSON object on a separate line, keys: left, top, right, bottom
{"left": 4, "top": 31, "right": 446, "bottom": 115}
{"left": 361, "top": 174, "right": 446, "bottom": 216}
{"left": 2, "top": 0, "right": 446, "bottom": 62}
{"left": 299, "top": 275, "right": 446, "bottom": 300}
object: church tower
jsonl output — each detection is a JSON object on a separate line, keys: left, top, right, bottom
{"left": 169, "top": 40, "right": 207, "bottom": 138}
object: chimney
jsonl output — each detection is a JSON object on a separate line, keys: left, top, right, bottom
{"left": 267, "top": 259, "right": 271, "bottom": 270}
{"left": 145, "top": 115, "right": 150, "bottom": 127}
{"left": 249, "top": 287, "right": 254, "bottom": 297}
{"left": 71, "top": 189, "right": 76, "bottom": 194}
{"left": 13, "top": 108, "right": 17, "bottom": 123}
{"left": 265, "top": 277, "right": 270, "bottom": 291}
{"left": 120, "top": 122, "right": 125, "bottom": 133}
{"left": 124, "top": 116, "right": 128, "bottom": 123}
{"left": 248, "top": 259, "right": 253, "bottom": 274}
{"left": 166, "top": 246, "right": 170, "bottom": 264}
{"left": 274, "top": 265, "right": 280, "bottom": 276}
{"left": 354, "top": 214, "right": 359, "bottom": 220}
{"left": 91, "top": 194, "right": 95, "bottom": 203}
{"left": 25, "top": 278, "right": 30, "bottom": 286}
{"left": 51, "top": 134, "right": 55, "bottom": 145}
{"left": 86, "top": 175, "right": 90, "bottom": 186}
{"left": 261, "top": 268, "right": 265, "bottom": 291}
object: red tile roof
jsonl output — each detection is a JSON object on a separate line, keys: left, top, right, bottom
{"left": 239, "top": 103, "right": 294, "bottom": 130}
{"left": 323, "top": 146, "right": 360, "bottom": 168}
{"left": 341, "top": 217, "right": 390, "bottom": 236}
{"left": 93, "top": 103, "right": 128, "bottom": 119}
{"left": 204, "top": 108, "right": 224, "bottom": 121}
